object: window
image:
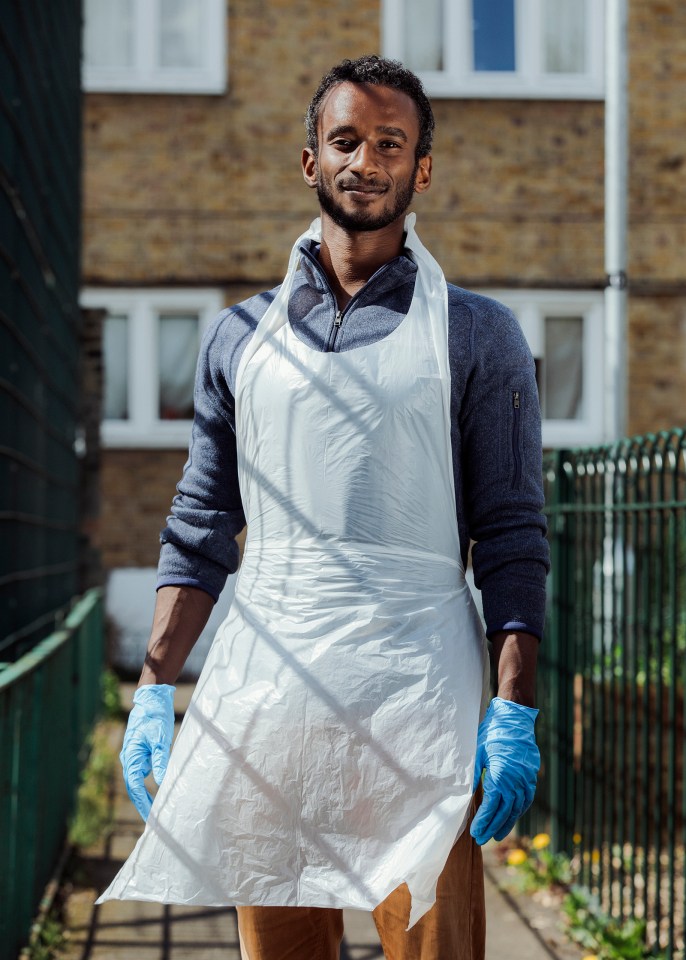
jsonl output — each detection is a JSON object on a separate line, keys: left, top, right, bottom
{"left": 484, "top": 290, "right": 605, "bottom": 447}
{"left": 83, "top": 0, "right": 227, "bottom": 94}
{"left": 383, "top": 0, "right": 604, "bottom": 99}
{"left": 81, "top": 289, "right": 224, "bottom": 447}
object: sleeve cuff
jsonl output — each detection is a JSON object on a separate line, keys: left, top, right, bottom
{"left": 155, "top": 576, "right": 220, "bottom": 602}
{"left": 485, "top": 620, "right": 543, "bottom": 642}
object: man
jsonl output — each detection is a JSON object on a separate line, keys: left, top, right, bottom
{"left": 98, "top": 56, "right": 549, "bottom": 960}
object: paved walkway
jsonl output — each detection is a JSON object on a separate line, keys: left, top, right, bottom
{"left": 61, "top": 686, "right": 584, "bottom": 960}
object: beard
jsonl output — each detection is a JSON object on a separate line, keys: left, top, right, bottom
{"left": 316, "top": 161, "right": 419, "bottom": 232}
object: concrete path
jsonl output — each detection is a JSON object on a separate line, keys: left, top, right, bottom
{"left": 61, "top": 686, "right": 583, "bottom": 960}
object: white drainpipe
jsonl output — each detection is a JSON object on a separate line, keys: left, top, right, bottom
{"left": 604, "top": 0, "right": 629, "bottom": 442}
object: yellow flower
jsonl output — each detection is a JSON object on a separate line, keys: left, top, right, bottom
{"left": 507, "top": 849, "right": 527, "bottom": 866}
{"left": 581, "top": 955, "right": 599, "bottom": 960}
{"left": 573, "top": 832, "right": 582, "bottom": 845}
{"left": 531, "top": 833, "right": 550, "bottom": 850}
{"left": 591, "top": 849, "right": 601, "bottom": 864}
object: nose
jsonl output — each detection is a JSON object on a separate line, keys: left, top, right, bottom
{"left": 347, "top": 141, "right": 379, "bottom": 177}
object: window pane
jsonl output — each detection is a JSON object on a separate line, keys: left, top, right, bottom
{"left": 404, "top": 0, "right": 443, "bottom": 71}
{"left": 103, "top": 315, "right": 129, "bottom": 420}
{"left": 472, "top": 0, "right": 516, "bottom": 71}
{"left": 543, "top": 316, "right": 583, "bottom": 419}
{"left": 159, "top": 0, "right": 204, "bottom": 68}
{"left": 84, "top": 0, "right": 134, "bottom": 68}
{"left": 544, "top": 0, "right": 586, "bottom": 73}
{"left": 159, "top": 315, "right": 199, "bottom": 420}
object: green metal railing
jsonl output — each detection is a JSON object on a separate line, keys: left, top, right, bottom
{"left": 527, "top": 429, "right": 686, "bottom": 958}
{"left": 0, "top": 588, "right": 104, "bottom": 960}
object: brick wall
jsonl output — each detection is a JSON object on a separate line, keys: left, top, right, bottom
{"left": 98, "top": 450, "right": 187, "bottom": 569}
{"left": 425, "top": 100, "right": 605, "bottom": 287}
{"left": 627, "top": 0, "right": 686, "bottom": 436}
{"left": 628, "top": 296, "right": 686, "bottom": 437}
{"left": 99, "top": 448, "right": 247, "bottom": 571}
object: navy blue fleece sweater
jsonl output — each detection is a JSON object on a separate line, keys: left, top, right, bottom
{"left": 157, "top": 239, "right": 551, "bottom": 639}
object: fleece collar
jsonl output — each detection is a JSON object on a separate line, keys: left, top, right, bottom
{"left": 295, "top": 238, "right": 418, "bottom": 303}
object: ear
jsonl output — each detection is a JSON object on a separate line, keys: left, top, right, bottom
{"left": 302, "top": 148, "right": 318, "bottom": 189}
{"left": 414, "top": 155, "right": 432, "bottom": 194}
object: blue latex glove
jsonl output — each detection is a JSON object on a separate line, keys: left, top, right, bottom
{"left": 120, "top": 683, "right": 175, "bottom": 821}
{"left": 470, "top": 696, "right": 540, "bottom": 845}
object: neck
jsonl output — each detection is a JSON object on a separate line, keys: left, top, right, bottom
{"left": 317, "top": 213, "right": 406, "bottom": 310}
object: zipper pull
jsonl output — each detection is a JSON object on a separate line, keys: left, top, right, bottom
{"left": 334, "top": 310, "right": 343, "bottom": 327}
{"left": 513, "top": 390, "right": 520, "bottom": 409}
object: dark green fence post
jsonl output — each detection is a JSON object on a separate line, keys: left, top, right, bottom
{"left": 546, "top": 449, "right": 575, "bottom": 853}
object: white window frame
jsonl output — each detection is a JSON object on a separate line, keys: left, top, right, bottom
{"left": 81, "top": 287, "right": 224, "bottom": 448}
{"left": 383, "top": 0, "right": 604, "bottom": 100}
{"left": 484, "top": 290, "right": 605, "bottom": 448}
{"left": 82, "top": 0, "right": 227, "bottom": 95}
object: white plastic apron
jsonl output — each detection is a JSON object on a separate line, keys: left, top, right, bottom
{"left": 98, "top": 214, "right": 489, "bottom": 927}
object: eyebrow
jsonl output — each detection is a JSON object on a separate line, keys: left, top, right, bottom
{"left": 325, "top": 124, "right": 409, "bottom": 143}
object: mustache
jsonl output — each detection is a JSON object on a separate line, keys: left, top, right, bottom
{"left": 336, "top": 178, "right": 388, "bottom": 191}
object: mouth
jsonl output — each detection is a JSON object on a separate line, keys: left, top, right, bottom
{"left": 339, "top": 182, "right": 387, "bottom": 198}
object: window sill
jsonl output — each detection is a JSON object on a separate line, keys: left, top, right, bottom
{"left": 83, "top": 72, "right": 227, "bottom": 95}
{"left": 419, "top": 74, "right": 604, "bottom": 101}
{"left": 542, "top": 421, "right": 605, "bottom": 450}
{"left": 101, "top": 423, "right": 193, "bottom": 449}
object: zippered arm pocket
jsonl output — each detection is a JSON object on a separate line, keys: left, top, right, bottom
{"left": 511, "top": 389, "right": 523, "bottom": 489}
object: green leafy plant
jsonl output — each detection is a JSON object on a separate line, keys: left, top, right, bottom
{"left": 26, "top": 913, "right": 66, "bottom": 960}
{"left": 101, "top": 668, "right": 122, "bottom": 719}
{"left": 505, "top": 833, "right": 572, "bottom": 891}
{"left": 562, "top": 886, "right": 667, "bottom": 960}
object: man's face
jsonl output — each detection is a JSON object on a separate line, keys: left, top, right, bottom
{"left": 302, "top": 82, "right": 431, "bottom": 232}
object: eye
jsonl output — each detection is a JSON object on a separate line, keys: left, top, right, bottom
{"left": 379, "top": 140, "right": 402, "bottom": 150}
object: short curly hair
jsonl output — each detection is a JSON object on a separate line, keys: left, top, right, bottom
{"left": 305, "top": 55, "right": 435, "bottom": 160}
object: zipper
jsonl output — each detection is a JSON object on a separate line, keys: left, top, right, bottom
{"left": 331, "top": 310, "right": 343, "bottom": 349}
{"left": 512, "top": 390, "right": 522, "bottom": 489}
{"left": 299, "top": 244, "right": 403, "bottom": 353}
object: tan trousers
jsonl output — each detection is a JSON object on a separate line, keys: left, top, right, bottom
{"left": 237, "top": 792, "right": 485, "bottom": 960}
